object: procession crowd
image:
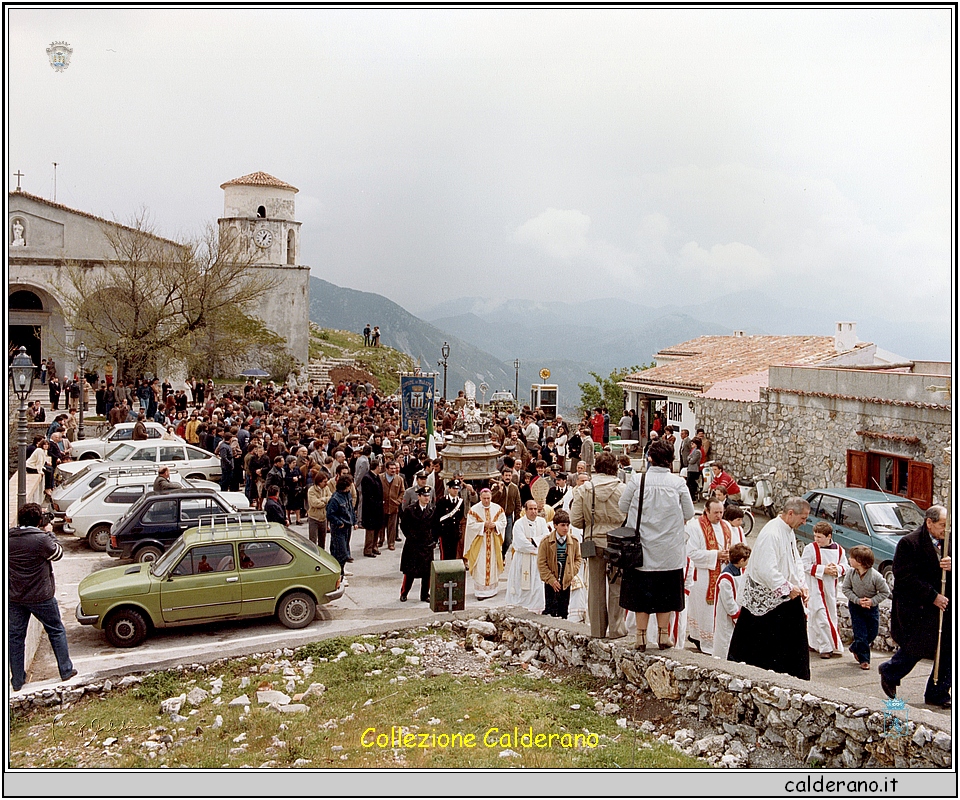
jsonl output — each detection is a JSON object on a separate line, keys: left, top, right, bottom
{"left": 13, "top": 374, "right": 951, "bottom": 709}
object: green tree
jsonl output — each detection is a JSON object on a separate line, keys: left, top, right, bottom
{"left": 578, "top": 364, "right": 652, "bottom": 416}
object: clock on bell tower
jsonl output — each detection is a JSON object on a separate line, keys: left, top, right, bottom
{"left": 217, "top": 171, "right": 310, "bottom": 364}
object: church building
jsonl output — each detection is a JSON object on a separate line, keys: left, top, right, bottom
{"left": 7, "top": 171, "right": 310, "bottom": 379}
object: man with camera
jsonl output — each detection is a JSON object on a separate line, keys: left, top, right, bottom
{"left": 570, "top": 452, "right": 626, "bottom": 639}
{"left": 9, "top": 503, "right": 77, "bottom": 692}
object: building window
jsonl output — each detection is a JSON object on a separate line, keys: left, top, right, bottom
{"left": 846, "top": 449, "right": 933, "bottom": 509}
{"left": 287, "top": 229, "right": 295, "bottom": 265}
{"left": 257, "top": 205, "right": 266, "bottom": 218}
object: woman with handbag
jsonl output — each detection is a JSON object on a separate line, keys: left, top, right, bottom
{"left": 618, "top": 439, "right": 696, "bottom": 650}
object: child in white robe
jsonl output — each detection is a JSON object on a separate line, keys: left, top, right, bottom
{"left": 714, "top": 543, "right": 751, "bottom": 661}
{"left": 801, "top": 521, "right": 849, "bottom": 658}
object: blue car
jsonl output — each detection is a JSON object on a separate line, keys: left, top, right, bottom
{"left": 797, "top": 488, "right": 924, "bottom": 588}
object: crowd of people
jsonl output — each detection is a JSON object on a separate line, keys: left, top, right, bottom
{"left": 15, "top": 375, "right": 950, "bottom": 710}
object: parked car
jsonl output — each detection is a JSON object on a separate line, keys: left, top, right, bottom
{"left": 52, "top": 463, "right": 197, "bottom": 514}
{"left": 796, "top": 488, "right": 925, "bottom": 588}
{"left": 107, "top": 487, "right": 259, "bottom": 563}
{"left": 62, "top": 473, "right": 249, "bottom": 551}
{"left": 76, "top": 513, "right": 344, "bottom": 647}
{"left": 58, "top": 440, "right": 221, "bottom": 482}
{"left": 70, "top": 422, "right": 182, "bottom": 461}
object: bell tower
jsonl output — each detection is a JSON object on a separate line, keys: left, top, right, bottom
{"left": 218, "top": 171, "right": 309, "bottom": 365}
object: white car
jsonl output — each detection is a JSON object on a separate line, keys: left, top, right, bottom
{"left": 62, "top": 472, "right": 249, "bottom": 550}
{"left": 69, "top": 422, "right": 182, "bottom": 460}
{"left": 58, "top": 440, "right": 222, "bottom": 482}
{"left": 52, "top": 463, "right": 201, "bottom": 514}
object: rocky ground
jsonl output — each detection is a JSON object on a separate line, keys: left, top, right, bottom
{"left": 11, "top": 617, "right": 803, "bottom": 769}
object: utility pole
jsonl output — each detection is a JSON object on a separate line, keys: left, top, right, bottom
{"left": 53, "top": 162, "right": 58, "bottom": 201}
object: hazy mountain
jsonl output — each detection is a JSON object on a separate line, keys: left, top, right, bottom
{"left": 418, "top": 290, "right": 947, "bottom": 363}
{"left": 308, "top": 277, "right": 513, "bottom": 394}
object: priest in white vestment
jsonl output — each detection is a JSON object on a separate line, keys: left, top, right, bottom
{"left": 504, "top": 500, "right": 548, "bottom": 612}
{"left": 801, "top": 522, "right": 849, "bottom": 657}
{"left": 685, "top": 498, "right": 744, "bottom": 655}
{"left": 464, "top": 487, "right": 507, "bottom": 599}
{"left": 727, "top": 497, "right": 811, "bottom": 681}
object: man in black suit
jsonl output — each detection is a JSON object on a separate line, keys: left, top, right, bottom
{"left": 880, "top": 505, "right": 951, "bottom": 708}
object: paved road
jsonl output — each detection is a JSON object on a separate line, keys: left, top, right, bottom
{"left": 23, "top": 514, "right": 947, "bottom": 721}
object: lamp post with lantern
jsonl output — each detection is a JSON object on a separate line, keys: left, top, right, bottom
{"left": 438, "top": 341, "right": 450, "bottom": 402}
{"left": 10, "top": 346, "right": 36, "bottom": 511}
{"left": 513, "top": 358, "right": 520, "bottom": 408}
{"left": 76, "top": 342, "right": 88, "bottom": 440}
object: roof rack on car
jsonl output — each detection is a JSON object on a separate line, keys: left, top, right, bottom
{"left": 104, "top": 464, "right": 165, "bottom": 477}
{"left": 195, "top": 511, "right": 271, "bottom": 539}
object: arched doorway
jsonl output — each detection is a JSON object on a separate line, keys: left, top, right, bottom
{"left": 8, "top": 289, "right": 44, "bottom": 368}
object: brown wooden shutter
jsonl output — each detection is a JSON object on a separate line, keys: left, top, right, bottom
{"left": 846, "top": 450, "right": 868, "bottom": 489}
{"left": 906, "top": 460, "right": 933, "bottom": 509}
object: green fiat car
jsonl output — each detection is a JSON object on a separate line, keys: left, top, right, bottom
{"left": 76, "top": 514, "right": 344, "bottom": 647}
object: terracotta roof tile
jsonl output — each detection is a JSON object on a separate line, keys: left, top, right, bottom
{"left": 219, "top": 172, "right": 298, "bottom": 192}
{"left": 622, "top": 334, "right": 872, "bottom": 394}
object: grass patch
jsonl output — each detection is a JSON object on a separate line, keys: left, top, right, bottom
{"left": 9, "top": 633, "right": 707, "bottom": 770}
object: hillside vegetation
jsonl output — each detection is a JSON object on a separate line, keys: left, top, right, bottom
{"left": 309, "top": 324, "right": 415, "bottom": 395}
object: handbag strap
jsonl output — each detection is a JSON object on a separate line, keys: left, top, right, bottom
{"left": 588, "top": 482, "right": 596, "bottom": 540}
{"left": 633, "top": 471, "right": 647, "bottom": 534}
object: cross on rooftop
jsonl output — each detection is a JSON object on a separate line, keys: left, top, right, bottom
{"left": 14, "top": 170, "right": 24, "bottom": 191}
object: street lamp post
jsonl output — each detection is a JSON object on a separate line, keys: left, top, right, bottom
{"left": 438, "top": 341, "right": 450, "bottom": 402}
{"left": 10, "top": 346, "right": 36, "bottom": 511}
{"left": 76, "top": 342, "right": 88, "bottom": 440}
{"left": 513, "top": 358, "right": 520, "bottom": 407}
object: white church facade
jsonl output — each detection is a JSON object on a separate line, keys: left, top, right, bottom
{"left": 7, "top": 171, "right": 310, "bottom": 379}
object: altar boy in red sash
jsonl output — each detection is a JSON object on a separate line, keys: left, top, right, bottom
{"left": 801, "top": 521, "right": 849, "bottom": 658}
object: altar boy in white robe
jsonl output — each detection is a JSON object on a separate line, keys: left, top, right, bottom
{"left": 801, "top": 521, "right": 849, "bottom": 658}
{"left": 714, "top": 543, "right": 751, "bottom": 661}
{"left": 504, "top": 500, "right": 547, "bottom": 612}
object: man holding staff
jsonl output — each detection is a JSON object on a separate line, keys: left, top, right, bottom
{"left": 879, "top": 505, "right": 951, "bottom": 709}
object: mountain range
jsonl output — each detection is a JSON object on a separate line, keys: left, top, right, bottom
{"left": 309, "top": 277, "right": 946, "bottom": 415}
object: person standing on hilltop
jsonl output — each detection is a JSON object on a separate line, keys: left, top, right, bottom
{"left": 372, "top": 326, "right": 381, "bottom": 347}
{"left": 363, "top": 323, "right": 371, "bottom": 347}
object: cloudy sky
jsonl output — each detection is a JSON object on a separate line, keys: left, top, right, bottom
{"left": 7, "top": 7, "right": 954, "bottom": 357}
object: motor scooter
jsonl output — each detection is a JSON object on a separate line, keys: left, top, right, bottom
{"left": 738, "top": 468, "right": 777, "bottom": 518}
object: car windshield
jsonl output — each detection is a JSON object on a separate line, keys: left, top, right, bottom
{"left": 151, "top": 539, "right": 185, "bottom": 576}
{"left": 104, "top": 443, "right": 136, "bottom": 461}
{"left": 79, "top": 483, "right": 107, "bottom": 503}
{"left": 866, "top": 502, "right": 924, "bottom": 534}
{"left": 59, "top": 464, "right": 94, "bottom": 486}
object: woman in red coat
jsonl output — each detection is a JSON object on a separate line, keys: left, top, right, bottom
{"left": 590, "top": 409, "right": 605, "bottom": 445}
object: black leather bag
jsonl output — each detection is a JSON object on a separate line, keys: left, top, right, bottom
{"left": 603, "top": 471, "right": 645, "bottom": 570}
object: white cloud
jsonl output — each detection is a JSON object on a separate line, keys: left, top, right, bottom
{"left": 513, "top": 208, "right": 591, "bottom": 259}
{"left": 678, "top": 241, "right": 774, "bottom": 285}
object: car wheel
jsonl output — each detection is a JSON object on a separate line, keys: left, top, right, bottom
{"left": 79, "top": 452, "right": 100, "bottom": 461}
{"left": 135, "top": 545, "right": 163, "bottom": 564}
{"left": 104, "top": 607, "right": 148, "bottom": 648}
{"left": 277, "top": 591, "right": 316, "bottom": 630}
{"left": 881, "top": 562, "right": 895, "bottom": 591}
{"left": 87, "top": 524, "right": 111, "bottom": 552}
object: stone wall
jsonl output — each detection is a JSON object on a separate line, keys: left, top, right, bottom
{"left": 696, "top": 388, "right": 951, "bottom": 510}
{"left": 480, "top": 611, "right": 948, "bottom": 769}
{"left": 10, "top": 610, "right": 947, "bottom": 769}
